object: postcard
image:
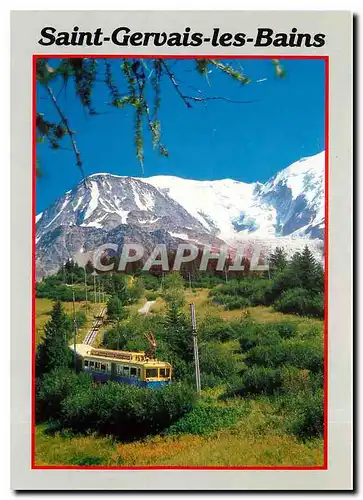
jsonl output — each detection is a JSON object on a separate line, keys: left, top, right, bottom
{"left": 10, "top": 10, "right": 353, "bottom": 490}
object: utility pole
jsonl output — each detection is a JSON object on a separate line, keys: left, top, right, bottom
{"left": 91, "top": 270, "right": 97, "bottom": 304}
{"left": 72, "top": 291, "right": 78, "bottom": 371}
{"left": 84, "top": 267, "right": 88, "bottom": 314}
{"left": 190, "top": 302, "right": 201, "bottom": 394}
{"left": 188, "top": 272, "right": 192, "bottom": 290}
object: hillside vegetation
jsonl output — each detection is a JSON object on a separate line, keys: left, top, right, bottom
{"left": 35, "top": 246, "right": 325, "bottom": 467}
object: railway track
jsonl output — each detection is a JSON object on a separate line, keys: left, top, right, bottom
{"left": 83, "top": 307, "right": 106, "bottom": 346}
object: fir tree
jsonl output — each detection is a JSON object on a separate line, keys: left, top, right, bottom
{"left": 295, "top": 245, "right": 324, "bottom": 293}
{"left": 269, "top": 247, "right": 288, "bottom": 276}
{"left": 36, "top": 301, "right": 72, "bottom": 376}
{"left": 106, "top": 295, "right": 127, "bottom": 321}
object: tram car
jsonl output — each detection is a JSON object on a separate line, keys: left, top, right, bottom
{"left": 71, "top": 343, "right": 172, "bottom": 388}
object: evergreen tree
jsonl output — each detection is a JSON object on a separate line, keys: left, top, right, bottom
{"left": 106, "top": 295, "right": 128, "bottom": 321}
{"left": 269, "top": 247, "right": 288, "bottom": 276}
{"left": 165, "top": 301, "right": 193, "bottom": 362}
{"left": 36, "top": 302, "right": 72, "bottom": 376}
{"left": 104, "top": 275, "right": 129, "bottom": 304}
{"left": 294, "top": 245, "right": 324, "bottom": 293}
{"left": 163, "top": 272, "right": 185, "bottom": 309}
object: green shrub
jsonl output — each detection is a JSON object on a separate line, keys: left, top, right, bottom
{"left": 167, "top": 403, "right": 247, "bottom": 436}
{"left": 210, "top": 279, "right": 274, "bottom": 307}
{"left": 141, "top": 274, "right": 161, "bottom": 291}
{"left": 238, "top": 321, "right": 297, "bottom": 353}
{"left": 228, "top": 366, "right": 283, "bottom": 397}
{"left": 75, "top": 311, "right": 87, "bottom": 329}
{"left": 274, "top": 288, "right": 324, "bottom": 318}
{"left": 199, "top": 342, "right": 241, "bottom": 383}
{"left": 284, "top": 389, "right": 324, "bottom": 439}
{"left": 273, "top": 321, "right": 298, "bottom": 339}
{"left": 103, "top": 323, "right": 134, "bottom": 351}
{"left": 280, "top": 366, "right": 312, "bottom": 393}
{"left": 36, "top": 368, "right": 92, "bottom": 421}
{"left": 239, "top": 324, "right": 281, "bottom": 352}
{"left": 200, "top": 316, "right": 237, "bottom": 342}
{"left": 106, "top": 295, "right": 128, "bottom": 321}
{"left": 144, "top": 290, "right": 159, "bottom": 301}
{"left": 61, "top": 381, "right": 197, "bottom": 439}
{"left": 223, "top": 296, "right": 251, "bottom": 310}
{"left": 244, "top": 339, "right": 323, "bottom": 373}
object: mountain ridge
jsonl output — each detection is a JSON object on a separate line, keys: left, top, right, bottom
{"left": 36, "top": 151, "right": 325, "bottom": 278}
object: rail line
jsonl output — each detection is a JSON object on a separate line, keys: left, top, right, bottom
{"left": 83, "top": 307, "right": 106, "bottom": 346}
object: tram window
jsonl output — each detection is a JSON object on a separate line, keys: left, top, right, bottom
{"left": 146, "top": 368, "right": 158, "bottom": 378}
{"left": 166, "top": 368, "right": 170, "bottom": 377}
{"left": 137, "top": 368, "right": 141, "bottom": 377}
{"left": 95, "top": 362, "right": 100, "bottom": 370}
{"left": 90, "top": 361, "right": 94, "bottom": 368}
{"left": 130, "top": 367, "right": 137, "bottom": 377}
{"left": 123, "top": 366, "right": 130, "bottom": 376}
{"left": 84, "top": 360, "right": 89, "bottom": 367}
{"left": 101, "top": 364, "right": 106, "bottom": 371}
{"left": 159, "top": 368, "right": 166, "bottom": 377}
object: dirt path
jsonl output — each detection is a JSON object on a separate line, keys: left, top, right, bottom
{"left": 138, "top": 300, "right": 156, "bottom": 315}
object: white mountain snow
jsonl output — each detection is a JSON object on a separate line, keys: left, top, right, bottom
{"left": 36, "top": 151, "right": 325, "bottom": 277}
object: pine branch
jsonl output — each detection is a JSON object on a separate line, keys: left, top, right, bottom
{"left": 160, "top": 60, "right": 192, "bottom": 109}
{"left": 45, "top": 83, "right": 87, "bottom": 183}
{"left": 184, "top": 95, "right": 258, "bottom": 105}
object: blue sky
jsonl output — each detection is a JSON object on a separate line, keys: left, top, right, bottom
{"left": 36, "top": 58, "right": 326, "bottom": 213}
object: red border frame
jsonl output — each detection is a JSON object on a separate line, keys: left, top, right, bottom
{"left": 31, "top": 54, "right": 329, "bottom": 471}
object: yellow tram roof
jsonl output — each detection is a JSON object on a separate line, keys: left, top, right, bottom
{"left": 70, "top": 344, "right": 171, "bottom": 368}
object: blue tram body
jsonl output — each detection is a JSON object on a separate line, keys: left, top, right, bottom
{"left": 72, "top": 344, "right": 172, "bottom": 388}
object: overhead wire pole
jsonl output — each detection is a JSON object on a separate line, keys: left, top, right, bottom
{"left": 92, "top": 271, "right": 97, "bottom": 304}
{"left": 190, "top": 302, "right": 201, "bottom": 394}
{"left": 72, "top": 290, "right": 78, "bottom": 371}
{"left": 84, "top": 267, "right": 88, "bottom": 314}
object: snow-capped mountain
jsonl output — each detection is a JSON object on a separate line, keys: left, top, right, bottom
{"left": 36, "top": 151, "right": 325, "bottom": 278}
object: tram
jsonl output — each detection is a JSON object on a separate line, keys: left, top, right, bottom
{"left": 72, "top": 343, "right": 172, "bottom": 388}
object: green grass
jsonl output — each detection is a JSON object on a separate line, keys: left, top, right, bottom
{"left": 35, "top": 396, "right": 323, "bottom": 466}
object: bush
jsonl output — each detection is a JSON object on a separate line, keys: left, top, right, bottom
{"left": 144, "top": 290, "right": 159, "bottom": 301}
{"left": 199, "top": 342, "right": 241, "bottom": 384}
{"left": 36, "top": 282, "right": 86, "bottom": 301}
{"left": 210, "top": 279, "right": 274, "bottom": 307}
{"left": 223, "top": 296, "right": 251, "bottom": 310}
{"left": 280, "top": 366, "right": 311, "bottom": 393}
{"left": 75, "top": 311, "right": 87, "bottom": 329}
{"left": 274, "top": 288, "right": 324, "bottom": 318}
{"left": 61, "top": 381, "right": 197, "bottom": 439}
{"left": 238, "top": 321, "right": 297, "bottom": 353}
{"left": 36, "top": 368, "right": 92, "bottom": 421}
{"left": 107, "top": 295, "right": 128, "bottom": 321}
{"left": 200, "top": 316, "right": 237, "bottom": 342}
{"left": 103, "top": 323, "right": 134, "bottom": 351}
{"left": 244, "top": 339, "right": 323, "bottom": 373}
{"left": 141, "top": 274, "right": 161, "bottom": 291}
{"left": 167, "top": 403, "right": 247, "bottom": 436}
{"left": 228, "top": 366, "right": 283, "bottom": 397}
{"left": 283, "top": 389, "right": 324, "bottom": 439}
{"left": 128, "top": 278, "right": 145, "bottom": 303}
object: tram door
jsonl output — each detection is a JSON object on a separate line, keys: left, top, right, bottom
{"left": 111, "top": 362, "right": 117, "bottom": 381}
